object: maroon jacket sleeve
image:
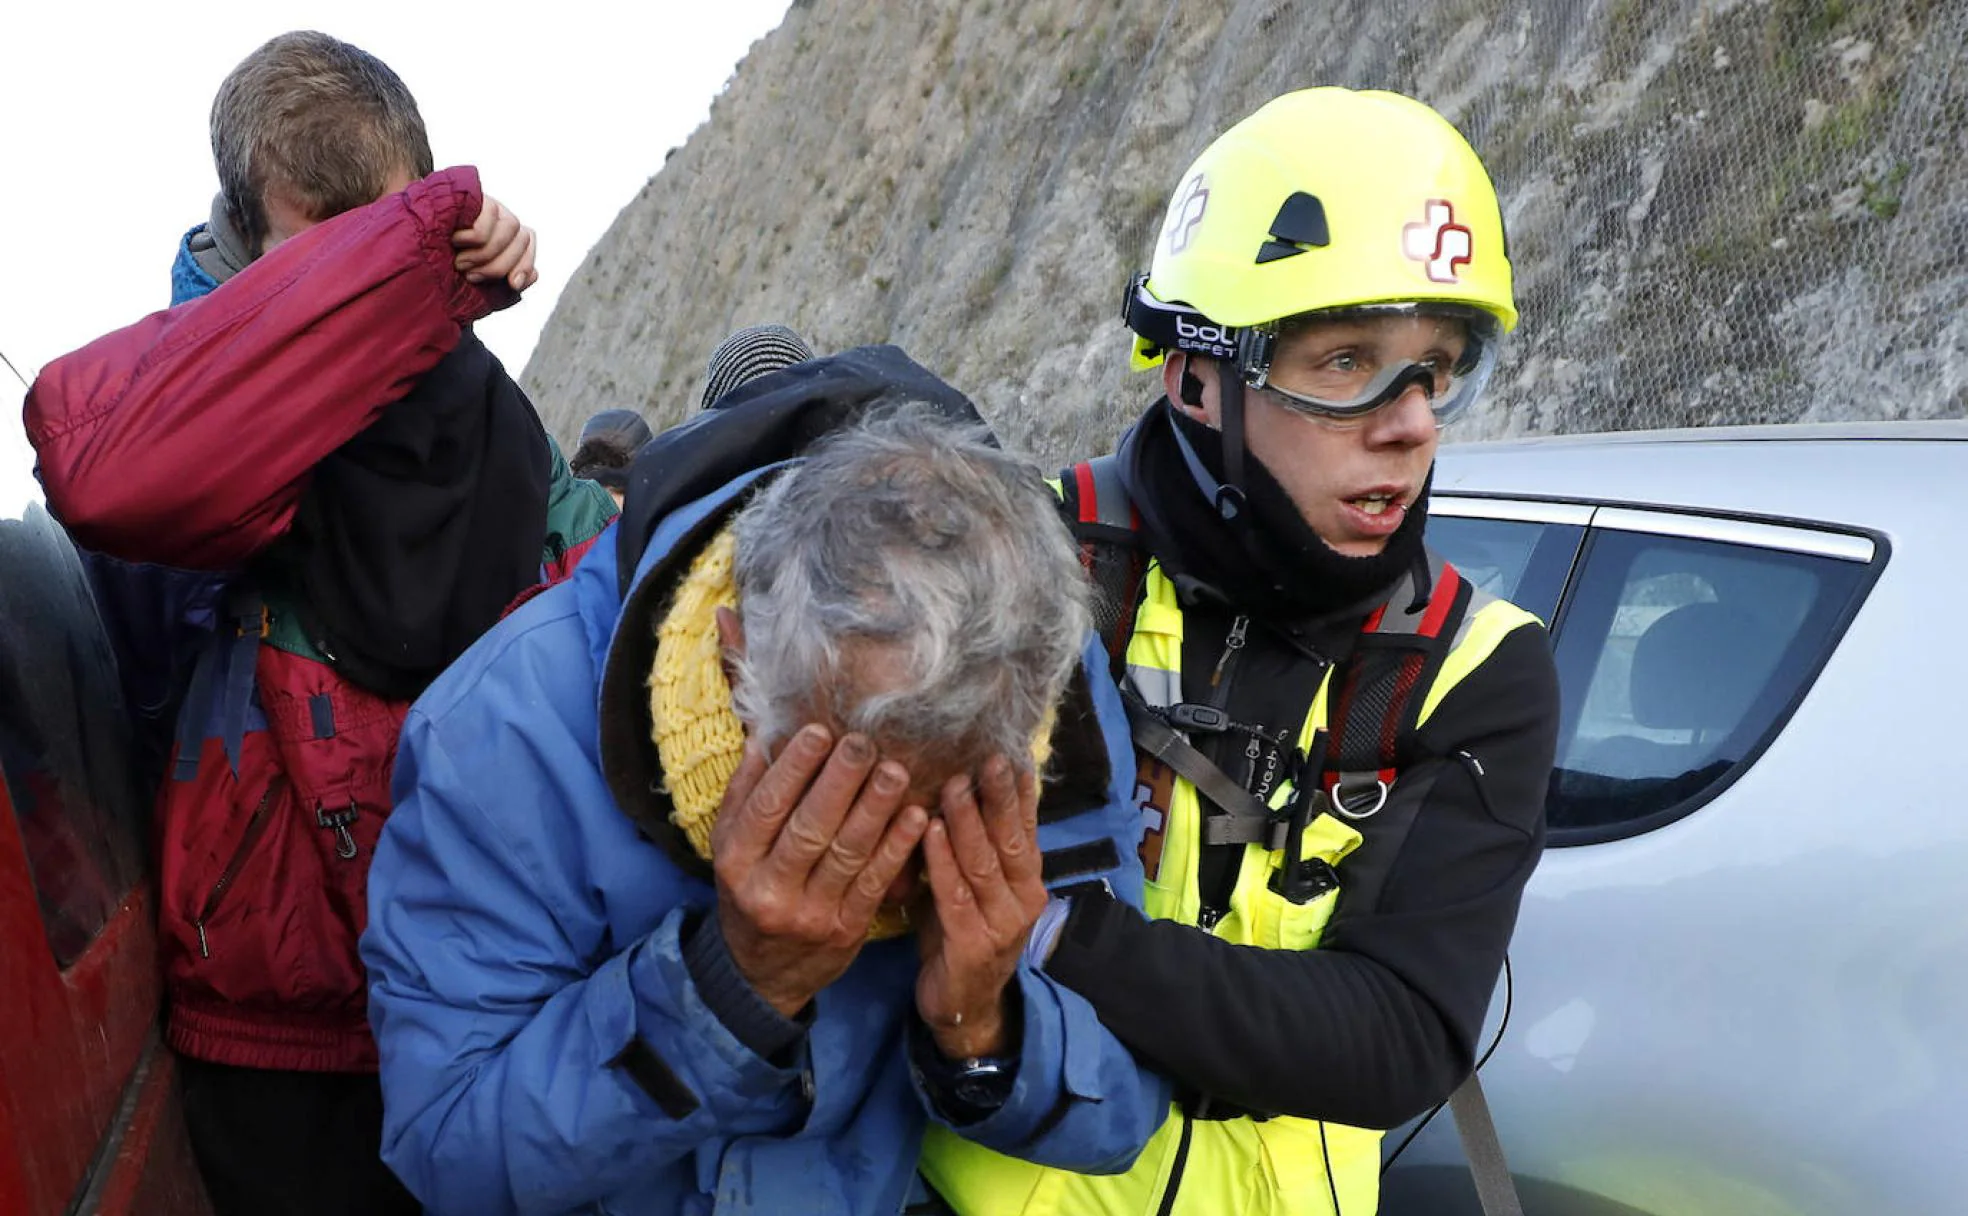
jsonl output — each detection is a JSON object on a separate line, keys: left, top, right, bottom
{"left": 23, "top": 166, "right": 516, "bottom": 570}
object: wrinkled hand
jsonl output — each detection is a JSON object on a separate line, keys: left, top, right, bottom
{"left": 914, "top": 756, "right": 1048, "bottom": 1059}
{"left": 452, "top": 193, "right": 538, "bottom": 291}
{"left": 713, "top": 724, "right": 930, "bottom": 1018}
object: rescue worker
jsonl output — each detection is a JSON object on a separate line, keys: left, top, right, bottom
{"left": 920, "top": 87, "right": 1561, "bottom": 1215}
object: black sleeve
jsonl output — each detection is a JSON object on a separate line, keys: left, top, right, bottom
{"left": 1043, "top": 624, "right": 1559, "bottom": 1129}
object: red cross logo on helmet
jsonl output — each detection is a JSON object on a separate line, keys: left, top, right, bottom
{"left": 1166, "top": 174, "right": 1210, "bottom": 255}
{"left": 1402, "top": 199, "right": 1473, "bottom": 283}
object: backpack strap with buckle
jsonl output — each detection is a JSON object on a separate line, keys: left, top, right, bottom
{"left": 1058, "top": 461, "right": 1476, "bottom": 851}
{"left": 171, "top": 583, "right": 268, "bottom": 783}
{"left": 1121, "top": 688, "right": 1290, "bottom": 849}
{"left": 1323, "top": 551, "right": 1469, "bottom": 816}
{"left": 1317, "top": 553, "right": 1472, "bottom": 917}
{"left": 1060, "top": 455, "right": 1148, "bottom": 682}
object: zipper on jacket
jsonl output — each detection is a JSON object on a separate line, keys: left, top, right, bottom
{"left": 193, "top": 777, "right": 286, "bottom": 958}
{"left": 1153, "top": 1111, "right": 1196, "bottom": 1216}
{"left": 1196, "top": 615, "right": 1252, "bottom": 930}
{"left": 1207, "top": 615, "right": 1249, "bottom": 689}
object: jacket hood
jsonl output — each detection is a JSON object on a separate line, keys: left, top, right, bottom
{"left": 609, "top": 344, "right": 987, "bottom": 599}
{"left": 594, "top": 346, "right": 989, "bottom": 864}
{"left": 171, "top": 196, "right": 256, "bottom": 306}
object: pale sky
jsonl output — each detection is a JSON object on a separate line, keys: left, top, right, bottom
{"left": 1, "top": 0, "right": 791, "bottom": 516}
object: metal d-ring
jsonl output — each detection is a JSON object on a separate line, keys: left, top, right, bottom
{"left": 1330, "top": 778, "right": 1390, "bottom": 821}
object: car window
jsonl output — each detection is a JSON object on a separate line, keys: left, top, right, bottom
{"left": 1426, "top": 510, "right": 1584, "bottom": 625}
{"left": 0, "top": 503, "right": 145, "bottom": 968}
{"left": 1545, "top": 524, "right": 1872, "bottom": 841}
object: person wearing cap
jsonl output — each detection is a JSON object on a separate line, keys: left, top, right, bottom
{"left": 360, "top": 353, "right": 1168, "bottom": 1215}
{"left": 570, "top": 408, "right": 656, "bottom": 505}
{"left": 919, "top": 88, "right": 1560, "bottom": 1215}
{"left": 570, "top": 326, "right": 818, "bottom": 507}
{"left": 701, "top": 323, "right": 816, "bottom": 410}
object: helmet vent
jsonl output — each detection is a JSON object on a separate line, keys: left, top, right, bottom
{"left": 1255, "top": 192, "right": 1329, "bottom": 264}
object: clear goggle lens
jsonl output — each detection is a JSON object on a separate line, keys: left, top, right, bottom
{"left": 1244, "top": 307, "right": 1501, "bottom": 428}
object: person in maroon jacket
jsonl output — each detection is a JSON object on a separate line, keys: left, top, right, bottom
{"left": 23, "top": 32, "right": 616, "bottom": 1216}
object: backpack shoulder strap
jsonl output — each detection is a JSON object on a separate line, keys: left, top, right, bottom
{"left": 1056, "top": 456, "right": 1148, "bottom": 681}
{"left": 1321, "top": 550, "right": 1474, "bottom": 917}
{"left": 1324, "top": 550, "right": 1470, "bottom": 816}
{"left": 170, "top": 581, "right": 267, "bottom": 784}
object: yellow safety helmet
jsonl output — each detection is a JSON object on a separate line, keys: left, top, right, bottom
{"left": 1124, "top": 88, "right": 1516, "bottom": 425}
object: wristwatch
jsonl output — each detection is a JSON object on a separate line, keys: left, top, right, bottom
{"left": 918, "top": 1048, "right": 1017, "bottom": 1122}
{"left": 948, "top": 1055, "right": 1016, "bottom": 1109}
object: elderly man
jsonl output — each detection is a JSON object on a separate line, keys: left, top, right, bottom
{"left": 360, "top": 355, "right": 1167, "bottom": 1215}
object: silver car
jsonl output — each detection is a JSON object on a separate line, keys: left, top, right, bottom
{"left": 1383, "top": 421, "right": 1967, "bottom": 1216}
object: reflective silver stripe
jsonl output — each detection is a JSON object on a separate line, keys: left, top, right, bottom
{"left": 1086, "top": 455, "right": 1133, "bottom": 531}
{"left": 1370, "top": 551, "right": 1453, "bottom": 637}
{"left": 1126, "top": 662, "right": 1181, "bottom": 710}
{"left": 1203, "top": 814, "right": 1292, "bottom": 848}
{"left": 1374, "top": 569, "right": 1421, "bottom": 633}
{"left": 1451, "top": 581, "right": 1502, "bottom": 649}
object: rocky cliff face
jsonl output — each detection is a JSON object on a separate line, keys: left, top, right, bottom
{"left": 522, "top": 0, "right": 1968, "bottom": 463}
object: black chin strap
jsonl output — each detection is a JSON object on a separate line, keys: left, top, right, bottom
{"left": 1217, "top": 372, "right": 1249, "bottom": 523}
{"left": 1166, "top": 398, "right": 1242, "bottom": 526}
{"left": 1168, "top": 355, "right": 1250, "bottom": 525}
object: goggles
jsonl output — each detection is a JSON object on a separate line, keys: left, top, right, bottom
{"left": 1241, "top": 304, "right": 1502, "bottom": 427}
{"left": 1122, "top": 276, "right": 1503, "bottom": 428}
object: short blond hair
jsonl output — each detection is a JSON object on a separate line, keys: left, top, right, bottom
{"left": 210, "top": 31, "right": 434, "bottom": 252}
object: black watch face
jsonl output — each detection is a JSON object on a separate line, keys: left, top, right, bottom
{"left": 953, "top": 1069, "right": 1014, "bottom": 1109}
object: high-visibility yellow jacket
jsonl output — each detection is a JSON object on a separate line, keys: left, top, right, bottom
{"left": 922, "top": 458, "right": 1551, "bottom": 1216}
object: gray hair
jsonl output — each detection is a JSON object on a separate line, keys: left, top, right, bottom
{"left": 729, "top": 407, "right": 1090, "bottom": 774}
{"left": 211, "top": 31, "right": 435, "bottom": 253}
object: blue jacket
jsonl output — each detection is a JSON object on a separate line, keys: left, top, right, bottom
{"left": 362, "top": 350, "right": 1167, "bottom": 1215}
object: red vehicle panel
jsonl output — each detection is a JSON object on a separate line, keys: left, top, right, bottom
{"left": 1, "top": 492, "right": 212, "bottom": 1216}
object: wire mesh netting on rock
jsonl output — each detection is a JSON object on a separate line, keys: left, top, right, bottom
{"left": 524, "top": 0, "right": 1968, "bottom": 459}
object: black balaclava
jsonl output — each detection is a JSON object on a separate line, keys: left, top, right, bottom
{"left": 1119, "top": 389, "right": 1430, "bottom": 624}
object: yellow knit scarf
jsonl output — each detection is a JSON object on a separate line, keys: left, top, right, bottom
{"left": 649, "top": 526, "right": 912, "bottom": 939}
